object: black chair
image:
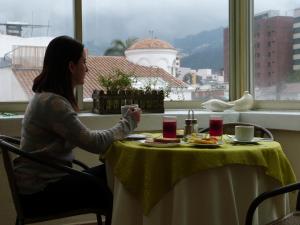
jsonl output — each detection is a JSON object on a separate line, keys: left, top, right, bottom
{"left": 0, "top": 135, "right": 111, "bottom": 225}
{"left": 245, "top": 182, "right": 300, "bottom": 225}
{"left": 199, "top": 122, "right": 274, "bottom": 140}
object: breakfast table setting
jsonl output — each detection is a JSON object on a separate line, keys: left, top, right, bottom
{"left": 102, "top": 109, "right": 296, "bottom": 225}
{"left": 104, "top": 135, "right": 295, "bottom": 224}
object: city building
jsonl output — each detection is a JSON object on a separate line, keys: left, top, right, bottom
{"left": 293, "top": 8, "right": 300, "bottom": 71}
{"left": 0, "top": 35, "right": 187, "bottom": 101}
{"left": 224, "top": 10, "right": 294, "bottom": 87}
{"left": 254, "top": 11, "right": 293, "bottom": 87}
{"left": 125, "top": 38, "right": 179, "bottom": 76}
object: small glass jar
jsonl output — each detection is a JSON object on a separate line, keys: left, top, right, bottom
{"left": 184, "top": 119, "right": 193, "bottom": 137}
{"left": 191, "top": 118, "right": 198, "bottom": 134}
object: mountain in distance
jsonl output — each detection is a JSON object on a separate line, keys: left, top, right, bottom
{"left": 172, "top": 27, "right": 224, "bottom": 71}
{"left": 85, "top": 27, "right": 225, "bottom": 71}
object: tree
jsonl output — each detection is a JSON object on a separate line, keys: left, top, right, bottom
{"left": 104, "top": 37, "right": 137, "bottom": 56}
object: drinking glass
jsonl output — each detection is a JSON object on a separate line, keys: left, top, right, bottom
{"left": 121, "top": 104, "right": 140, "bottom": 122}
{"left": 209, "top": 116, "right": 223, "bottom": 137}
{"left": 163, "top": 116, "right": 177, "bottom": 138}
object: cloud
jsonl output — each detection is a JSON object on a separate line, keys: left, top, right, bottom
{"left": 83, "top": 0, "right": 229, "bottom": 43}
{"left": 255, "top": 0, "right": 300, "bottom": 14}
{"left": 1, "top": 0, "right": 299, "bottom": 47}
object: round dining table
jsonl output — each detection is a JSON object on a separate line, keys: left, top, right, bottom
{"left": 103, "top": 134, "right": 296, "bottom": 225}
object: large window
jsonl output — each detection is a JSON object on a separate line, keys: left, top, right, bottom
{"left": 3, "top": 0, "right": 300, "bottom": 112}
{"left": 82, "top": 0, "right": 229, "bottom": 102}
{"left": 253, "top": 0, "right": 300, "bottom": 100}
{"left": 0, "top": 0, "right": 74, "bottom": 102}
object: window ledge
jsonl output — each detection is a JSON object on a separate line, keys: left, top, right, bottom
{"left": 0, "top": 110, "right": 299, "bottom": 131}
{"left": 239, "top": 110, "right": 300, "bottom": 131}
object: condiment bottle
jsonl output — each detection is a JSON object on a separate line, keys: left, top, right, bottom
{"left": 188, "top": 109, "right": 198, "bottom": 134}
{"left": 184, "top": 119, "right": 193, "bottom": 137}
{"left": 191, "top": 118, "right": 198, "bottom": 134}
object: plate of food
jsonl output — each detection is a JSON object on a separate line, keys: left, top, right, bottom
{"left": 139, "top": 137, "right": 181, "bottom": 148}
{"left": 188, "top": 136, "right": 223, "bottom": 148}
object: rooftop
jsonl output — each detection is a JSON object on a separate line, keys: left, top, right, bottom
{"left": 13, "top": 56, "right": 186, "bottom": 99}
{"left": 127, "top": 38, "right": 175, "bottom": 50}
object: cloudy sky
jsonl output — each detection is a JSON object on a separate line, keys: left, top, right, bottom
{"left": 0, "top": 0, "right": 299, "bottom": 51}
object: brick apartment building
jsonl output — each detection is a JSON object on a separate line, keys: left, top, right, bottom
{"left": 224, "top": 10, "right": 294, "bottom": 87}
{"left": 293, "top": 8, "right": 300, "bottom": 71}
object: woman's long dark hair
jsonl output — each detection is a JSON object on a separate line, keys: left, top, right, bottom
{"left": 32, "top": 35, "right": 84, "bottom": 111}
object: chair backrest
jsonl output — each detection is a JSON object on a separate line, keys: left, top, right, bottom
{"left": 0, "top": 136, "right": 24, "bottom": 219}
{"left": 0, "top": 135, "right": 110, "bottom": 225}
{"left": 245, "top": 182, "right": 300, "bottom": 225}
{"left": 199, "top": 122, "right": 274, "bottom": 140}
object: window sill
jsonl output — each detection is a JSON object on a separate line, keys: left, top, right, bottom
{"left": 239, "top": 110, "right": 300, "bottom": 131}
{"left": 1, "top": 110, "right": 299, "bottom": 131}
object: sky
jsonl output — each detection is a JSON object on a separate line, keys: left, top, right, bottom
{"left": 254, "top": 0, "right": 300, "bottom": 14}
{"left": 0, "top": 0, "right": 300, "bottom": 52}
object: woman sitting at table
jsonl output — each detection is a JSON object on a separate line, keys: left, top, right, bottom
{"left": 13, "top": 35, "right": 141, "bottom": 217}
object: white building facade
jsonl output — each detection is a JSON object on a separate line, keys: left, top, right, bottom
{"left": 125, "top": 38, "right": 178, "bottom": 76}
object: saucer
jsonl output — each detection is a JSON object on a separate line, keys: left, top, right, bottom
{"left": 232, "top": 137, "right": 260, "bottom": 144}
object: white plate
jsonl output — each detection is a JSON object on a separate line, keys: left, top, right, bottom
{"left": 139, "top": 140, "right": 181, "bottom": 148}
{"left": 125, "top": 134, "right": 147, "bottom": 140}
{"left": 190, "top": 141, "right": 223, "bottom": 148}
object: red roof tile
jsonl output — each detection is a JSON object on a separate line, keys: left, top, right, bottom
{"left": 13, "top": 56, "right": 186, "bottom": 99}
{"left": 127, "top": 38, "right": 176, "bottom": 50}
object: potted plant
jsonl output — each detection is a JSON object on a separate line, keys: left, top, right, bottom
{"left": 92, "top": 69, "right": 165, "bottom": 114}
{"left": 98, "top": 69, "right": 136, "bottom": 92}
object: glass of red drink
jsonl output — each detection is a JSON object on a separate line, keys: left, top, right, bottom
{"left": 163, "top": 116, "right": 177, "bottom": 138}
{"left": 209, "top": 116, "right": 223, "bottom": 137}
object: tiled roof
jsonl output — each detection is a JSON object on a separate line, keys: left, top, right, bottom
{"left": 13, "top": 56, "right": 186, "bottom": 99}
{"left": 13, "top": 69, "right": 40, "bottom": 98}
{"left": 127, "top": 38, "right": 175, "bottom": 50}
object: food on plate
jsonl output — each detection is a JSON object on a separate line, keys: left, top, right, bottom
{"left": 176, "top": 129, "right": 184, "bottom": 138}
{"left": 188, "top": 136, "right": 218, "bottom": 144}
{"left": 153, "top": 137, "right": 181, "bottom": 143}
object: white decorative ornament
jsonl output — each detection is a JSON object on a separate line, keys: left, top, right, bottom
{"left": 201, "top": 99, "right": 234, "bottom": 112}
{"left": 231, "top": 91, "right": 254, "bottom": 111}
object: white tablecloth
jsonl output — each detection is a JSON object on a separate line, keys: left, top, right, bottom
{"left": 107, "top": 164, "right": 290, "bottom": 225}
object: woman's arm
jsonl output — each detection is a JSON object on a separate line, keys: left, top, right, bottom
{"left": 44, "top": 95, "right": 138, "bottom": 154}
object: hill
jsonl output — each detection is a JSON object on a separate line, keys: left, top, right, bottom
{"left": 173, "top": 27, "right": 224, "bottom": 71}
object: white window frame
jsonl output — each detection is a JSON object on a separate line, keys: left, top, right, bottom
{"left": 0, "top": 0, "right": 297, "bottom": 112}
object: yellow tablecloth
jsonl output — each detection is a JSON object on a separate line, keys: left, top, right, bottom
{"left": 104, "top": 136, "right": 296, "bottom": 215}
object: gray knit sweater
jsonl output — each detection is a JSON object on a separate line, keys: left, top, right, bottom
{"left": 14, "top": 92, "right": 137, "bottom": 194}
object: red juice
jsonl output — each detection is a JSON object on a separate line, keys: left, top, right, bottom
{"left": 163, "top": 120, "right": 177, "bottom": 138}
{"left": 209, "top": 118, "right": 223, "bottom": 136}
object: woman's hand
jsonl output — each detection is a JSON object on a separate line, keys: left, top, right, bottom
{"left": 125, "top": 106, "right": 141, "bottom": 124}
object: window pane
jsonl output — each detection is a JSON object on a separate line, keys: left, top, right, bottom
{"left": 82, "top": 0, "right": 229, "bottom": 102}
{"left": 254, "top": 1, "right": 300, "bottom": 100}
{"left": 0, "top": 0, "right": 74, "bottom": 102}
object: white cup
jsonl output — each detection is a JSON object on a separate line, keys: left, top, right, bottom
{"left": 235, "top": 125, "right": 254, "bottom": 141}
{"left": 121, "top": 104, "right": 138, "bottom": 116}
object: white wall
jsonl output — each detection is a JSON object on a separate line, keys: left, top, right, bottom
{"left": 0, "top": 68, "right": 27, "bottom": 101}
{"left": 125, "top": 49, "right": 177, "bottom": 76}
